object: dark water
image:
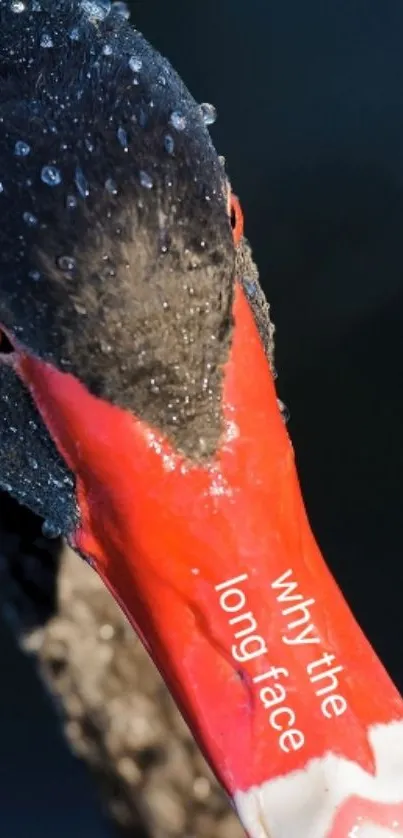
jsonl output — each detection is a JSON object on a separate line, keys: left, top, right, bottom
{"left": 2, "top": 0, "right": 403, "bottom": 832}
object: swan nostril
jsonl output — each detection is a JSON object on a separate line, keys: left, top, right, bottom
{"left": 0, "top": 329, "right": 16, "bottom": 355}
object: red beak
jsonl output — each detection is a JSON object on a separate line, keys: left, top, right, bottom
{"left": 15, "top": 281, "right": 403, "bottom": 837}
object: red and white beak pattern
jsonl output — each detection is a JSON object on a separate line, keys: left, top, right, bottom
{"left": 15, "top": 282, "right": 403, "bottom": 838}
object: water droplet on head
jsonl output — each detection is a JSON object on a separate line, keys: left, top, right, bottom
{"left": 57, "top": 255, "right": 76, "bottom": 273}
{"left": 42, "top": 519, "right": 62, "bottom": 540}
{"left": 111, "top": 0, "right": 130, "bottom": 18}
{"left": 14, "top": 140, "right": 31, "bottom": 157}
{"left": 28, "top": 269, "right": 41, "bottom": 281}
{"left": 40, "top": 32, "right": 54, "bottom": 48}
{"left": 200, "top": 102, "right": 217, "bottom": 126}
{"left": 139, "top": 170, "right": 153, "bottom": 189}
{"left": 66, "top": 194, "right": 78, "bottom": 209}
{"left": 41, "top": 165, "right": 62, "bottom": 186}
{"left": 128, "top": 55, "right": 142, "bottom": 73}
{"left": 117, "top": 126, "right": 128, "bottom": 150}
{"left": 23, "top": 211, "right": 38, "bottom": 227}
{"left": 169, "top": 111, "right": 186, "bottom": 131}
{"left": 0, "top": 183, "right": 4, "bottom": 194}
{"left": 102, "top": 43, "right": 113, "bottom": 55}
{"left": 74, "top": 165, "right": 89, "bottom": 198}
{"left": 164, "top": 134, "right": 175, "bottom": 154}
{"left": 10, "top": 0, "right": 26, "bottom": 13}
{"left": 69, "top": 26, "right": 80, "bottom": 41}
{"left": 105, "top": 177, "right": 118, "bottom": 195}
{"left": 80, "top": 0, "right": 111, "bottom": 20}
{"left": 243, "top": 279, "right": 257, "bottom": 299}
{"left": 149, "top": 378, "right": 160, "bottom": 395}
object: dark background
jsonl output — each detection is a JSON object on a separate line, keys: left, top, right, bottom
{"left": 2, "top": 1, "right": 403, "bottom": 834}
